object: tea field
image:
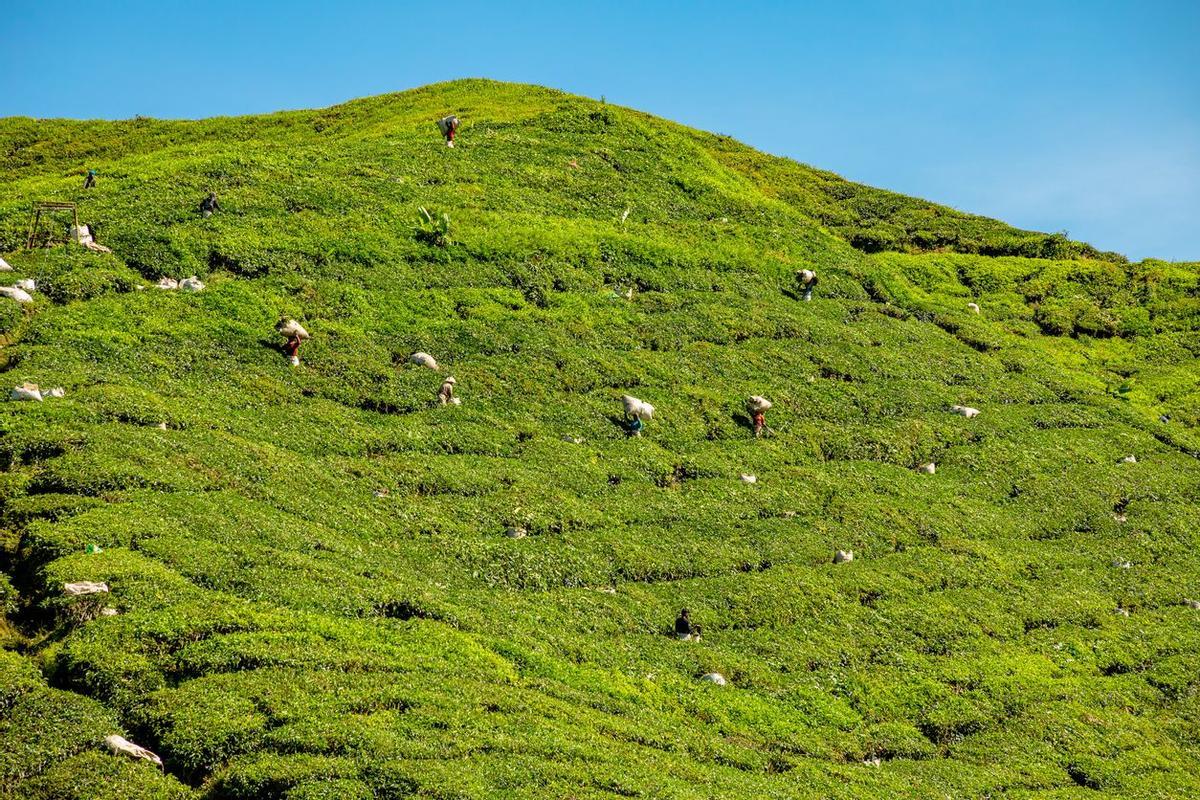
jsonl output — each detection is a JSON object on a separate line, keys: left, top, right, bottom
{"left": 1, "top": 79, "right": 1198, "bottom": 799}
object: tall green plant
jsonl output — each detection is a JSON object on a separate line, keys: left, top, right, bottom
{"left": 415, "top": 206, "right": 452, "bottom": 247}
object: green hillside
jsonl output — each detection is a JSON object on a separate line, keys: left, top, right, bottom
{"left": 1, "top": 78, "right": 1198, "bottom": 799}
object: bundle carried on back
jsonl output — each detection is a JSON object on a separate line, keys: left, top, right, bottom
{"left": 746, "top": 395, "right": 772, "bottom": 414}
{"left": 621, "top": 394, "right": 654, "bottom": 420}
{"left": 276, "top": 318, "right": 310, "bottom": 340}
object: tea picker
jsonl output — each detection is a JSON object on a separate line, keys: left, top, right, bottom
{"left": 199, "top": 191, "right": 221, "bottom": 218}
{"left": 275, "top": 319, "right": 309, "bottom": 367}
{"left": 437, "top": 115, "right": 460, "bottom": 147}
{"left": 797, "top": 269, "right": 818, "bottom": 301}
{"left": 621, "top": 395, "right": 654, "bottom": 437}
{"left": 439, "top": 376, "right": 460, "bottom": 405}
{"left": 674, "top": 608, "right": 702, "bottom": 641}
{"left": 83, "top": 168, "right": 97, "bottom": 189}
{"left": 746, "top": 395, "right": 772, "bottom": 438}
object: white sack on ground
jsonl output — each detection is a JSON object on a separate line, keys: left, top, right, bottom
{"left": 104, "top": 735, "right": 163, "bottom": 767}
{"left": 64, "top": 581, "right": 109, "bottom": 596}
{"left": 0, "top": 286, "right": 33, "bottom": 303}
{"left": 10, "top": 383, "right": 43, "bottom": 402}
{"left": 409, "top": 352, "right": 439, "bottom": 370}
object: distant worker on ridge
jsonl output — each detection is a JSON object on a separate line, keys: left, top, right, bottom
{"left": 797, "top": 269, "right": 818, "bottom": 302}
{"left": 83, "top": 169, "right": 97, "bottom": 189}
{"left": 437, "top": 115, "right": 460, "bottom": 148}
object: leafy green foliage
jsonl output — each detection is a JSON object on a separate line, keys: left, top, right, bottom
{"left": 414, "top": 206, "right": 453, "bottom": 248}
{"left": 0, "top": 79, "right": 1197, "bottom": 799}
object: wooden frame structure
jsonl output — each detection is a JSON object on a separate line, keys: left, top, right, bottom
{"left": 25, "top": 201, "right": 80, "bottom": 249}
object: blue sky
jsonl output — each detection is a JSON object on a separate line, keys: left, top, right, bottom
{"left": 3, "top": 1, "right": 1197, "bottom": 260}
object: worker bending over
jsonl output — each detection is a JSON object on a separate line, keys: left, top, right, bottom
{"left": 437, "top": 115, "right": 460, "bottom": 147}
{"left": 675, "top": 608, "right": 702, "bottom": 641}
{"left": 797, "top": 269, "right": 818, "bottom": 301}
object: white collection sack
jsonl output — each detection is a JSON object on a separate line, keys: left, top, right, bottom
{"left": 0, "top": 286, "right": 33, "bottom": 303}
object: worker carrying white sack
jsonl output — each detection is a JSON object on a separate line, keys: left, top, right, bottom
{"left": 797, "top": 269, "right": 818, "bottom": 301}
{"left": 276, "top": 318, "right": 309, "bottom": 367}
{"left": 746, "top": 395, "right": 772, "bottom": 438}
{"left": 621, "top": 394, "right": 654, "bottom": 437}
{"left": 438, "top": 376, "right": 460, "bottom": 405}
{"left": 437, "top": 115, "right": 460, "bottom": 147}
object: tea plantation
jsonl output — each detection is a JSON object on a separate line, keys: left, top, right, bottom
{"left": 1, "top": 79, "right": 1198, "bottom": 799}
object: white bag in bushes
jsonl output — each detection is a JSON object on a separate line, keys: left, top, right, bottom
{"left": 0, "top": 256, "right": 12, "bottom": 271}
{"left": 14, "top": 278, "right": 34, "bottom": 292}
{"left": 409, "top": 351, "right": 439, "bottom": 370}
{"left": 10, "top": 382, "right": 62, "bottom": 402}
{"left": 0, "top": 286, "right": 33, "bottom": 303}
{"left": 104, "top": 734, "right": 163, "bottom": 767}
{"left": 64, "top": 581, "right": 109, "bottom": 596}
{"left": 10, "top": 383, "right": 43, "bottom": 402}
{"left": 155, "top": 277, "right": 179, "bottom": 290}
{"left": 179, "top": 276, "right": 206, "bottom": 292}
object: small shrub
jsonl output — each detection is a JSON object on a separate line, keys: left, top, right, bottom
{"left": 415, "top": 206, "right": 452, "bottom": 247}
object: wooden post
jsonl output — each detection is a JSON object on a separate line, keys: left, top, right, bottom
{"left": 25, "top": 201, "right": 80, "bottom": 249}
{"left": 25, "top": 204, "right": 39, "bottom": 249}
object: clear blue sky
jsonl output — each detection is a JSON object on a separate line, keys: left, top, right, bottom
{"left": 3, "top": 1, "right": 1197, "bottom": 261}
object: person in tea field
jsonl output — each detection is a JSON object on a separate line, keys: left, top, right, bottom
{"left": 746, "top": 395, "right": 772, "bottom": 438}
{"left": 628, "top": 414, "right": 645, "bottom": 437}
{"left": 283, "top": 334, "right": 302, "bottom": 367}
{"left": 797, "top": 268, "right": 818, "bottom": 301}
{"left": 83, "top": 168, "right": 97, "bottom": 189}
{"left": 200, "top": 191, "right": 221, "bottom": 217}
{"left": 674, "top": 608, "right": 702, "bottom": 641}
{"left": 437, "top": 115, "right": 460, "bottom": 147}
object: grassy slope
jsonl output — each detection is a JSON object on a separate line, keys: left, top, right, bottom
{"left": 0, "top": 78, "right": 1198, "bottom": 799}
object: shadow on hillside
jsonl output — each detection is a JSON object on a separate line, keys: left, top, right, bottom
{"left": 606, "top": 413, "right": 636, "bottom": 437}
{"left": 732, "top": 412, "right": 755, "bottom": 433}
{"left": 257, "top": 337, "right": 285, "bottom": 356}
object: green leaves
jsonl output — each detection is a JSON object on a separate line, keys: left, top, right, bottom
{"left": 415, "top": 206, "right": 452, "bottom": 248}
